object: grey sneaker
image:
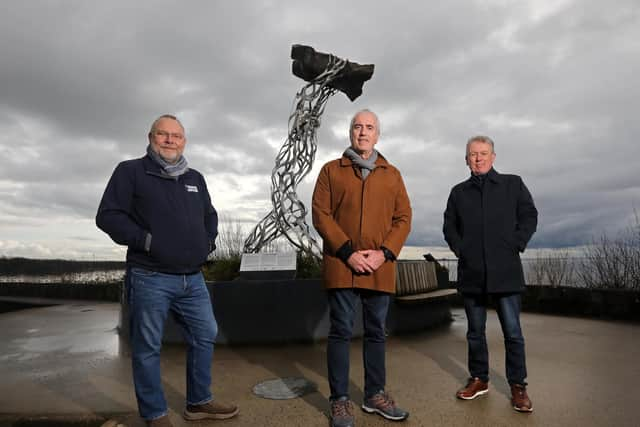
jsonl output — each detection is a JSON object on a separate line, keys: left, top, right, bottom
{"left": 330, "top": 397, "right": 355, "bottom": 427}
{"left": 183, "top": 400, "right": 239, "bottom": 420}
{"left": 146, "top": 415, "right": 173, "bottom": 427}
{"left": 362, "top": 391, "right": 409, "bottom": 421}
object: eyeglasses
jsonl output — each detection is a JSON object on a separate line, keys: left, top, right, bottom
{"left": 154, "top": 130, "right": 184, "bottom": 141}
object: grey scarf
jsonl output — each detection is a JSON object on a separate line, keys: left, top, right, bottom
{"left": 147, "top": 144, "right": 189, "bottom": 178}
{"left": 344, "top": 147, "right": 378, "bottom": 179}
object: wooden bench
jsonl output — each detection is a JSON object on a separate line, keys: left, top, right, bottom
{"left": 394, "top": 260, "right": 457, "bottom": 304}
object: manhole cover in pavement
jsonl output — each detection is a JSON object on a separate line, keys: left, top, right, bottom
{"left": 252, "top": 377, "right": 317, "bottom": 399}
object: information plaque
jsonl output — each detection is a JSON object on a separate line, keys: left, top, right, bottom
{"left": 239, "top": 252, "right": 297, "bottom": 280}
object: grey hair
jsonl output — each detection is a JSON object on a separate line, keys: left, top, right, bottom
{"left": 349, "top": 109, "right": 381, "bottom": 137}
{"left": 466, "top": 135, "right": 495, "bottom": 155}
{"left": 149, "top": 114, "right": 185, "bottom": 135}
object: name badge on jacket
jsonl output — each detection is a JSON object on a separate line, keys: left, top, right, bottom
{"left": 185, "top": 185, "right": 199, "bottom": 193}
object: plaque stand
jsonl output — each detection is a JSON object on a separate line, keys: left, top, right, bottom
{"left": 239, "top": 252, "right": 297, "bottom": 280}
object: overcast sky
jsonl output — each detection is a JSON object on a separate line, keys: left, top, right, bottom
{"left": 1, "top": 0, "right": 639, "bottom": 260}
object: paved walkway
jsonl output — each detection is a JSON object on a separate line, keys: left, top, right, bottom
{"left": 0, "top": 300, "right": 638, "bottom": 427}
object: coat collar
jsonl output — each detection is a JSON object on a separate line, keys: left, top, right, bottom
{"left": 463, "top": 168, "right": 501, "bottom": 188}
{"left": 142, "top": 154, "right": 163, "bottom": 173}
{"left": 339, "top": 151, "right": 389, "bottom": 168}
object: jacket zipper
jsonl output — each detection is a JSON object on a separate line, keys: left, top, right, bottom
{"left": 179, "top": 176, "right": 194, "bottom": 261}
{"left": 480, "top": 183, "right": 488, "bottom": 289}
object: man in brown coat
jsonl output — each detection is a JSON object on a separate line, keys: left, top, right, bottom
{"left": 312, "top": 109, "right": 412, "bottom": 427}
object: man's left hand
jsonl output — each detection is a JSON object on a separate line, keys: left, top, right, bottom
{"left": 359, "top": 249, "right": 385, "bottom": 271}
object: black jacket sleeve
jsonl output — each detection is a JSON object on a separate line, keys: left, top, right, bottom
{"left": 443, "top": 188, "right": 462, "bottom": 257}
{"left": 199, "top": 174, "right": 219, "bottom": 253}
{"left": 514, "top": 178, "right": 538, "bottom": 252}
{"left": 95, "top": 162, "right": 148, "bottom": 251}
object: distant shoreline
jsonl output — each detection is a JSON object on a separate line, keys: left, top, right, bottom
{"left": 0, "top": 257, "right": 125, "bottom": 276}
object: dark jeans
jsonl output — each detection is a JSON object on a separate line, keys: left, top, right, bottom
{"left": 463, "top": 292, "right": 527, "bottom": 385}
{"left": 327, "top": 288, "right": 390, "bottom": 401}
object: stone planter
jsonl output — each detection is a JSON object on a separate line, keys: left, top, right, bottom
{"left": 119, "top": 279, "right": 454, "bottom": 345}
{"left": 522, "top": 286, "right": 640, "bottom": 321}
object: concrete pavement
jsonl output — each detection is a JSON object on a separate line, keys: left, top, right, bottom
{"left": 0, "top": 300, "right": 638, "bottom": 426}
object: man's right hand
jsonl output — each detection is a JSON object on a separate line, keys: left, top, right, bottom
{"left": 347, "top": 251, "right": 375, "bottom": 274}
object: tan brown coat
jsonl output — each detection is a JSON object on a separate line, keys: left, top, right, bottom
{"left": 311, "top": 153, "right": 412, "bottom": 293}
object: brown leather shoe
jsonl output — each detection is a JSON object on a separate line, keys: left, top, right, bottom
{"left": 146, "top": 415, "right": 173, "bottom": 427}
{"left": 183, "top": 400, "right": 239, "bottom": 420}
{"left": 511, "top": 384, "right": 533, "bottom": 413}
{"left": 456, "top": 377, "right": 489, "bottom": 400}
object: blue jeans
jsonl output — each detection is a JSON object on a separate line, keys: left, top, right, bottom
{"left": 126, "top": 267, "right": 218, "bottom": 420}
{"left": 327, "top": 288, "right": 390, "bottom": 401}
{"left": 463, "top": 293, "right": 527, "bottom": 385}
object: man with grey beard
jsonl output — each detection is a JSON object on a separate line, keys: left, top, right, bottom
{"left": 97, "top": 114, "right": 238, "bottom": 426}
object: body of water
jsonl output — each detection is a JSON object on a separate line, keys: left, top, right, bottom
{"left": 0, "top": 270, "right": 125, "bottom": 284}
{"left": 438, "top": 257, "right": 587, "bottom": 287}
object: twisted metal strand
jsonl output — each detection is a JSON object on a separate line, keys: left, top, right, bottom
{"left": 244, "top": 56, "right": 347, "bottom": 256}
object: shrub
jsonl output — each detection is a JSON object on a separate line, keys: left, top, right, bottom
{"left": 202, "top": 256, "right": 241, "bottom": 281}
{"left": 296, "top": 251, "right": 322, "bottom": 279}
{"left": 529, "top": 249, "right": 575, "bottom": 287}
{"left": 579, "top": 216, "right": 640, "bottom": 290}
{"left": 531, "top": 210, "right": 639, "bottom": 290}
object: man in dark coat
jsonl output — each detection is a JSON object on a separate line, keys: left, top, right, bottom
{"left": 443, "top": 135, "right": 537, "bottom": 413}
{"left": 96, "top": 115, "right": 238, "bottom": 427}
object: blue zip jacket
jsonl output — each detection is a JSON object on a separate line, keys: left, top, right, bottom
{"left": 96, "top": 155, "right": 218, "bottom": 274}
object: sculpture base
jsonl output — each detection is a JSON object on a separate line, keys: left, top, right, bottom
{"left": 119, "top": 279, "right": 453, "bottom": 345}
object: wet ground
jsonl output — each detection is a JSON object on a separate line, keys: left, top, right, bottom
{"left": 0, "top": 299, "right": 638, "bottom": 427}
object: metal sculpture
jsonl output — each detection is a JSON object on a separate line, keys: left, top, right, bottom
{"left": 243, "top": 45, "right": 374, "bottom": 255}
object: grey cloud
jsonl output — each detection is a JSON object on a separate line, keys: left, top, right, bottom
{"left": 1, "top": 0, "right": 639, "bottom": 258}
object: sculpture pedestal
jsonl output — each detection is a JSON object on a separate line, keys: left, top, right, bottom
{"left": 119, "top": 279, "right": 453, "bottom": 345}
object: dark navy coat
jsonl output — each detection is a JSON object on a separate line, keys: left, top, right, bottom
{"left": 443, "top": 168, "right": 537, "bottom": 294}
{"left": 96, "top": 155, "right": 217, "bottom": 274}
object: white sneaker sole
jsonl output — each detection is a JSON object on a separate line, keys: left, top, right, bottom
{"left": 361, "top": 404, "right": 408, "bottom": 421}
{"left": 457, "top": 388, "right": 489, "bottom": 400}
{"left": 513, "top": 404, "right": 534, "bottom": 413}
